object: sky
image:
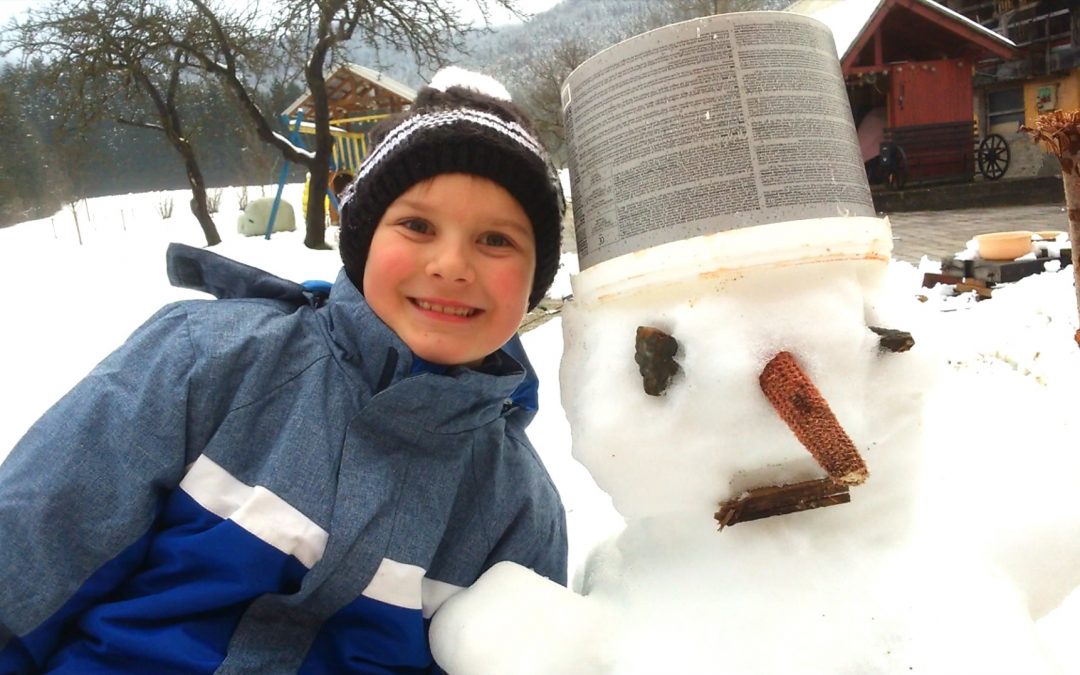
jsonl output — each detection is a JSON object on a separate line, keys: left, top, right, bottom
{"left": 1, "top": 184, "right": 1079, "bottom": 673}
{"left": 0, "top": 0, "right": 32, "bottom": 25}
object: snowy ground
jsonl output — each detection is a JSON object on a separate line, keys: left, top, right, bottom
{"left": 2, "top": 185, "right": 1079, "bottom": 671}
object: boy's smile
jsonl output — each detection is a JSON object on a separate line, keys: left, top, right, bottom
{"left": 363, "top": 173, "right": 536, "bottom": 367}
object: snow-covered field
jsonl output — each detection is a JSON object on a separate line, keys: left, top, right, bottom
{"left": 2, "top": 185, "right": 1080, "bottom": 671}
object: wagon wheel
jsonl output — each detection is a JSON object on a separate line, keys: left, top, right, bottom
{"left": 879, "top": 142, "right": 907, "bottom": 191}
{"left": 977, "top": 134, "right": 1010, "bottom": 181}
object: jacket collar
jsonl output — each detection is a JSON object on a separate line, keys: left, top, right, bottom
{"left": 164, "top": 245, "right": 540, "bottom": 428}
{"left": 321, "top": 270, "right": 539, "bottom": 429}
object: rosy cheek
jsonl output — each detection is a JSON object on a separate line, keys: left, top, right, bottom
{"left": 377, "top": 250, "right": 414, "bottom": 276}
{"left": 367, "top": 241, "right": 417, "bottom": 280}
{"left": 488, "top": 262, "right": 533, "bottom": 304}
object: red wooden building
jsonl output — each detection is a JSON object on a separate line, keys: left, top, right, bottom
{"left": 791, "top": 0, "right": 1018, "bottom": 185}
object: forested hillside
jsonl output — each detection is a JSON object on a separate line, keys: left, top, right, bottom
{"left": 0, "top": 64, "right": 304, "bottom": 227}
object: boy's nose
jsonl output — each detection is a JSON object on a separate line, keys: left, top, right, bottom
{"left": 426, "top": 240, "right": 475, "bottom": 283}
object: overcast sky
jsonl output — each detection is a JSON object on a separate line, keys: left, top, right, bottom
{"left": 0, "top": 0, "right": 33, "bottom": 25}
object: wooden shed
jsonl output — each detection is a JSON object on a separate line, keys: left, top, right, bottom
{"left": 282, "top": 64, "right": 416, "bottom": 222}
{"left": 282, "top": 63, "right": 416, "bottom": 176}
{"left": 283, "top": 63, "right": 415, "bottom": 123}
{"left": 791, "top": 0, "right": 1018, "bottom": 185}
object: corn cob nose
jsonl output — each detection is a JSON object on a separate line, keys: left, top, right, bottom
{"left": 758, "top": 351, "right": 868, "bottom": 486}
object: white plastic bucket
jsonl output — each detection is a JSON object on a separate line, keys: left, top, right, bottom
{"left": 560, "top": 11, "right": 890, "bottom": 305}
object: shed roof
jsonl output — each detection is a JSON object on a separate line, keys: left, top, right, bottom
{"left": 788, "top": 0, "right": 1016, "bottom": 67}
{"left": 282, "top": 63, "right": 417, "bottom": 121}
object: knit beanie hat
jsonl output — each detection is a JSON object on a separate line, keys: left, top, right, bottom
{"left": 338, "top": 67, "right": 565, "bottom": 310}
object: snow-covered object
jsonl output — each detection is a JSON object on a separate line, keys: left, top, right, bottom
{"left": 434, "top": 215, "right": 919, "bottom": 671}
{"left": 427, "top": 44, "right": 1080, "bottom": 675}
{"left": 428, "top": 9, "right": 1080, "bottom": 673}
{"left": 431, "top": 216, "right": 1080, "bottom": 674}
{"left": 236, "top": 196, "right": 296, "bottom": 236}
{"left": 559, "top": 217, "right": 896, "bottom": 518}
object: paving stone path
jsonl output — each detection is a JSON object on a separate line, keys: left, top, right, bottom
{"left": 888, "top": 203, "right": 1067, "bottom": 264}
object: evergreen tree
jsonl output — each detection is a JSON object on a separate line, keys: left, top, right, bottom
{"left": 0, "top": 65, "right": 54, "bottom": 226}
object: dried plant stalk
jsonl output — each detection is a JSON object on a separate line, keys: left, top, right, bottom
{"left": 1022, "top": 111, "right": 1080, "bottom": 348}
{"left": 759, "top": 352, "right": 868, "bottom": 485}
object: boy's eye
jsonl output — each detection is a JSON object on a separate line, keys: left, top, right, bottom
{"left": 479, "top": 232, "right": 513, "bottom": 248}
{"left": 399, "top": 218, "right": 431, "bottom": 235}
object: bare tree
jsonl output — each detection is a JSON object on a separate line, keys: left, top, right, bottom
{"left": 4, "top": 0, "right": 225, "bottom": 246}
{"left": 173, "top": 0, "right": 521, "bottom": 249}
{"left": 509, "top": 38, "right": 590, "bottom": 166}
{"left": 5, "top": 0, "right": 520, "bottom": 249}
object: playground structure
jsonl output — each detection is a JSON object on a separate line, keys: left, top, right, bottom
{"left": 272, "top": 64, "right": 416, "bottom": 235}
{"left": 295, "top": 115, "right": 388, "bottom": 224}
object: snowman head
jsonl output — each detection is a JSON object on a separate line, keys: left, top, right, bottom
{"left": 559, "top": 222, "right": 931, "bottom": 526}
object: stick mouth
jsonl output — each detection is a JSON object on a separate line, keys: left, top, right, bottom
{"left": 714, "top": 351, "right": 869, "bottom": 530}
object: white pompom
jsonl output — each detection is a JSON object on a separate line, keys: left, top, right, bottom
{"left": 428, "top": 66, "right": 512, "bottom": 102}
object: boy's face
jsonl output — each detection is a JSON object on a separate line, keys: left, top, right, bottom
{"left": 363, "top": 173, "right": 536, "bottom": 367}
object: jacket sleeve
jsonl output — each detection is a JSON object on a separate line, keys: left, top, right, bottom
{"left": 0, "top": 304, "right": 200, "bottom": 674}
{"left": 484, "top": 435, "right": 569, "bottom": 587}
{"left": 507, "top": 492, "right": 569, "bottom": 587}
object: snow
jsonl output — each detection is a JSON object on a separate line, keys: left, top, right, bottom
{"left": 2, "top": 187, "right": 1080, "bottom": 672}
{"left": 429, "top": 66, "right": 513, "bottom": 101}
{"left": 0, "top": 184, "right": 333, "bottom": 455}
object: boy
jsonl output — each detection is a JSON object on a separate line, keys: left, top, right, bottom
{"left": 0, "top": 68, "right": 567, "bottom": 673}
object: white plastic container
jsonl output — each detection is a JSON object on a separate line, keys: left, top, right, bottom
{"left": 560, "top": 11, "right": 890, "bottom": 306}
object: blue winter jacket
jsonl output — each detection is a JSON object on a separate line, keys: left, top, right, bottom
{"left": 0, "top": 245, "right": 567, "bottom": 674}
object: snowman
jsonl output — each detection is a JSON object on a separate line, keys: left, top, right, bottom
{"left": 430, "top": 12, "right": 1080, "bottom": 674}
{"left": 433, "top": 221, "right": 1080, "bottom": 675}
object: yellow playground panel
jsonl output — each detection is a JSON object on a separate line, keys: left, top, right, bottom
{"left": 283, "top": 64, "right": 416, "bottom": 224}
{"left": 298, "top": 114, "right": 386, "bottom": 224}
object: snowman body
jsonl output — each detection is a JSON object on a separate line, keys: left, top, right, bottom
{"left": 580, "top": 509, "right": 1051, "bottom": 674}
{"left": 430, "top": 219, "right": 1077, "bottom": 673}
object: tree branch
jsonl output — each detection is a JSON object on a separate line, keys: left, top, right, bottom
{"left": 115, "top": 117, "right": 165, "bottom": 132}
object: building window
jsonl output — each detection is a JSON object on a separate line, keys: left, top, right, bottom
{"left": 986, "top": 87, "right": 1024, "bottom": 134}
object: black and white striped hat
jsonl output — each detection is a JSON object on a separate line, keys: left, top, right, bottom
{"left": 338, "top": 67, "right": 564, "bottom": 310}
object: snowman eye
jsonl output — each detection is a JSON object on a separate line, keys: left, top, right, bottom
{"left": 869, "top": 325, "right": 915, "bottom": 353}
{"left": 634, "top": 326, "right": 681, "bottom": 396}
